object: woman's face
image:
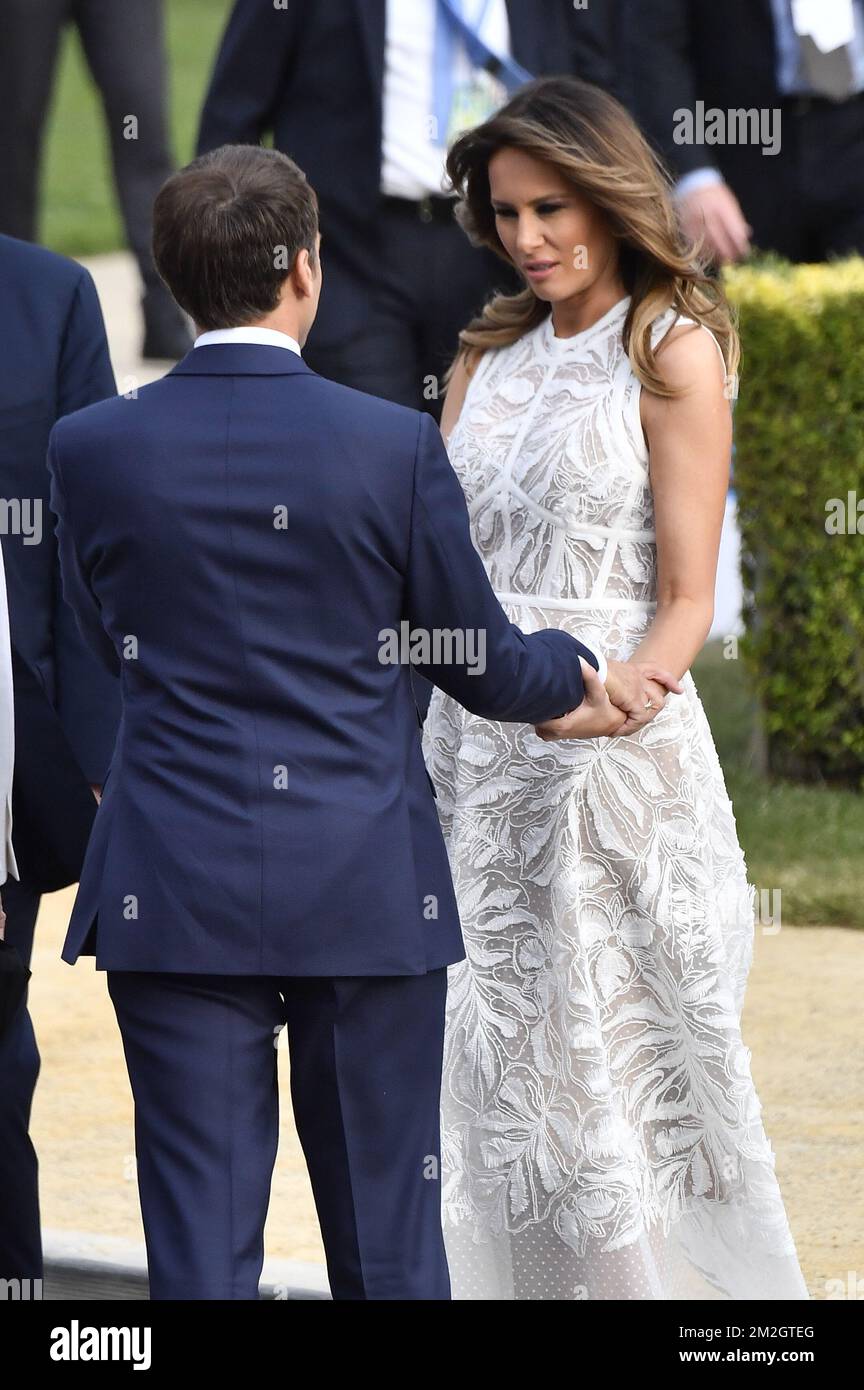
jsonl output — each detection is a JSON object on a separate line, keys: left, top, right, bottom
{"left": 488, "top": 146, "right": 618, "bottom": 303}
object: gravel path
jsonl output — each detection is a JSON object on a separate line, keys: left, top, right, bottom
{"left": 29, "top": 888, "right": 863, "bottom": 1298}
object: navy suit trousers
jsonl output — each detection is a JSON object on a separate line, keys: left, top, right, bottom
{"left": 0, "top": 878, "right": 42, "bottom": 1283}
{"left": 107, "top": 965, "right": 451, "bottom": 1300}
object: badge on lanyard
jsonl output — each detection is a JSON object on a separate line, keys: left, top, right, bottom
{"left": 446, "top": 68, "right": 506, "bottom": 143}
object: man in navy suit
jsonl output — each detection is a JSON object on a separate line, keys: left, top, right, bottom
{"left": 48, "top": 145, "right": 677, "bottom": 1300}
{"left": 0, "top": 234, "right": 120, "bottom": 1284}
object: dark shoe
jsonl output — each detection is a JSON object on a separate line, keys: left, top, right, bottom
{"left": 141, "top": 289, "right": 193, "bottom": 360}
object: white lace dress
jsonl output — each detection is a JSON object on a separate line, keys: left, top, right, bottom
{"left": 421, "top": 296, "right": 809, "bottom": 1300}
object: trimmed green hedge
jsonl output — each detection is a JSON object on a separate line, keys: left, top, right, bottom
{"left": 724, "top": 258, "right": 864, "bottom": 788}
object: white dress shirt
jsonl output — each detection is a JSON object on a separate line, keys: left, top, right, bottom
{"left": 191, "top": 329, "right": 607, "bottom": 686}
{"left": 194, "top": 327, "right": 302, "bottom": 353}
{"left": 381, "top": 0, "right": 511, "bottom": 199}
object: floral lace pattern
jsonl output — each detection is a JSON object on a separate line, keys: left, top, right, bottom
{"left": 422, "top": 299, "right": 809, "bottom": 1300}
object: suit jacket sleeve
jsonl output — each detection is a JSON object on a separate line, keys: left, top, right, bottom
{"left": 48, "top": 432, "right": 122, "bottom": 698}
{"left": 626, "top": 0, "right": 711, "bottom": 178}
{"left": 0, "top": 538, "right": 19, "bottom": 884}
{"left": 197, "top": 0, "right": 302, "bottom": 151}
{"left": 404, "top": 412, "right": 598, "bottom": 724}
{"left": 51, "top": 267, "right": 120, "bottom": 783}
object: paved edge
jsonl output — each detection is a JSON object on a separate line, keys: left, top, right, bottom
{"left": 42, "top": 1229, "right": 331, "bottom": 1301}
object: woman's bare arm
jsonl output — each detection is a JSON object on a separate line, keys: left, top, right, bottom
{"left": 632, "top": 323, "right": 732, "bottom": 683}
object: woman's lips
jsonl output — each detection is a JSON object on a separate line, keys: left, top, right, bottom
{"left": 523, "top": 261, "right": 559, "bottom": 281}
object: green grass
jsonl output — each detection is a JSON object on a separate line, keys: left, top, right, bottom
{"left": 40, "top": 0, "right": 233, "bottom": 256}
{"left": 693, "top": 642, "right": 864, "bottom": 927}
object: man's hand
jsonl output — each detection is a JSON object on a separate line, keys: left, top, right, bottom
{"left": 604, "top": 659, "right": 684, "bottom": 735}
{"left": 678, "top": 183, "right": 752, "bottom": 264}
{"left": 534, "top": 660, "right": 628, "bottom": 741}
{"left": 90, "top": 784, "right": 102, "bottom": 805}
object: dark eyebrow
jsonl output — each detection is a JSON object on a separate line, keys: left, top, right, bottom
{"left": 490, "top": 193, "right": 570, "bottom": 209}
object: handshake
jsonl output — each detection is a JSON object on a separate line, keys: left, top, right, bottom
{"left": 534, "top": 658, "right": 684, "bottom": 742}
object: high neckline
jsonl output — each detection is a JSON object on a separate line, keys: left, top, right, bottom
{"left": 540, "top": 295, "right": 631, "bottom": 354}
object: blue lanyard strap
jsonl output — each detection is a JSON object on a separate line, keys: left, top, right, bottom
{"left": 438, "top": 0, "right": 533, "bottom": 88}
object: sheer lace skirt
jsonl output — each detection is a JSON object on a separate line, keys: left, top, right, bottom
{"left": 422, "top": 604, "right": 809, "bottom": 1301}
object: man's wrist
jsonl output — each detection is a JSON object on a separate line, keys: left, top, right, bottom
{"left": 674, "top": 167, "right": 724, "bottom": 201}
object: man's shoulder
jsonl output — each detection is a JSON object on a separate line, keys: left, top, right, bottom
{"left": 0, "top": 232, "right": 93, "bottom": 300}
{"left": 302, "top": 372, "right": 426, "bottom": 444}
{"left": 51, "top": 368, "right": 435, "bottom": 460}
{"left": 49, "top": 386, "right": 131, "bottom": 453}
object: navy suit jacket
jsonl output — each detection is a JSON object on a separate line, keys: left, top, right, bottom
{"left": 49, "top": 344, "right": 599, "bottom": 975}
{"left": 0, "top": 234, "right": 121, "bottom": 891}
{"left": 197, "top": 0, "right": 621, "bottom": 347}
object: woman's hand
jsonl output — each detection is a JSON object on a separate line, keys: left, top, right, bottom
{"left": 535, "top": 658, "right": 683, "bottom": 742}
{"left": 604, "top": 658, "right": 683, "bottom": 734}
{"left": 534, "top": 660, "right": 628, "bottom": 740}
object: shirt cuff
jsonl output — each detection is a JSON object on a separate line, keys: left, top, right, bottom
{"left": 674, "top": 167, "right": 725, "bottom": 201}
{"left": 584, "top": 643, "right": 607, "bottom": 684}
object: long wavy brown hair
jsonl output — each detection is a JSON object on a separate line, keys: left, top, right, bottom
{"left": 445, "top": 76, "right": 739, "bottom": 397}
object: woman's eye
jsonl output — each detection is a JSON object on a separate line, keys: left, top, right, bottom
{"left": 494, "top": 204, "right": 566, "bottom": 218}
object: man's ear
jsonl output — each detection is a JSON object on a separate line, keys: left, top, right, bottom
{"left": 292, "top": 247, "right": 316, "bottom": 299}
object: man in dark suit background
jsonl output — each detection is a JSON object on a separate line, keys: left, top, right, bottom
{"left": 627, "top": 0, "right": 864, "bottom": 262}
{"left": 197, "top": 0, "right": 621, "bottom": 414}
{"left": 0, "top": 0, "right": 191, "bottom": 359}
{"left": 0, "top": 234, "right": 120, "bottom": 1284}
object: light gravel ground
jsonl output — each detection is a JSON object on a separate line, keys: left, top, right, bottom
{"left": 29, "top": 888, "right": 863, "bottom": 1297}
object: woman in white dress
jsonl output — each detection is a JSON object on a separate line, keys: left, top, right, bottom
{"left": 423, "top": 76, "right": 809, "bottom": 1300}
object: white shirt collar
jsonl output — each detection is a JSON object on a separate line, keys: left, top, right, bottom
{"left": 193, "top": 327, "right": 302, "bottom": 356}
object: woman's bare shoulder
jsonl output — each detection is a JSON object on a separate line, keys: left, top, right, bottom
{"left": 651, "top": 320, "right": 728, "bottom": 395}
{"left": 440, "top": 348, "right": 484, "bottom": 445}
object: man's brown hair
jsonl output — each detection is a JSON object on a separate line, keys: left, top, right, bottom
{"left": 152, "top": 145, "right": 319, "bottom": 331}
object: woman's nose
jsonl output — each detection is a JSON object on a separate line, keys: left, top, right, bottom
{"left": 515, "top": 216, "right": 545, "bottom": 255}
